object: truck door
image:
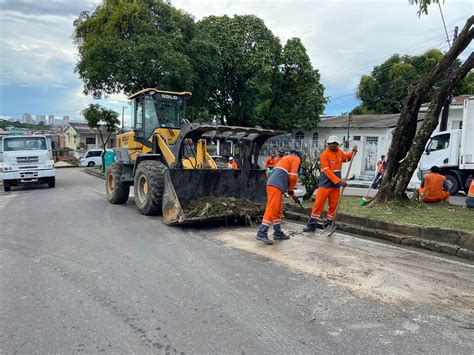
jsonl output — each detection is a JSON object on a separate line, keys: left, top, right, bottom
{"left": 421, "top": 132, "right": 452, "bottom": 170}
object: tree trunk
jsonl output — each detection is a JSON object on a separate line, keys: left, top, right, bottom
{"left": 375, "top": 16, "right": 474, "bottom": 203}
{"left": 393, "top": 53, "right": 474, "bottom": 197}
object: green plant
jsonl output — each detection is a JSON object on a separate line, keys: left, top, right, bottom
{"left": 299, "top": 149, "right": 320, "bottom": 200}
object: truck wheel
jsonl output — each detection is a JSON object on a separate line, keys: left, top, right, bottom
{"left": 134, "top": 160, "right": 165, "bottom": 215}
{"left": 88, "top": 161, "right": 95, "bottom": 167}
{"left": 48, "top": 177, "right": 56, "bottom": 188}
{"left": 445, "top": 174, "right": 459, "bottom": 196}
{"left": 3, "top": 181, "right": 11, "bottom": 192}
{"left": 106, "top": 163, "right": 130, "bottom": 204}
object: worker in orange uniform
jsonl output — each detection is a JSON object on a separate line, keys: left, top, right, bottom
{"left": 265, "top": 152, "right": 277, "bottom": 178}
{"left": 274, "top": 149, "right": 285, "bottom": 165}
{"left": 371, "top": 154, "right": 386, "bottom": 189}
{"left": 256, "top": 150, "right": 301, "bottom": 245}
{"left": 226, "top": 156, "right": 238, "bottom": 169}
{"left": 419, "top": 166, "right": 450, "bottom": 203}
{"left": 466, "top": 177, "right": 474, "bottom": 208}
{"left": 304, "top": 136, "right": 357, "bottom": 232}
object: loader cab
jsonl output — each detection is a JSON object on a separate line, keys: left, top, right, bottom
{"left": 129, "top": 88, "right": 191, "bottom": 139}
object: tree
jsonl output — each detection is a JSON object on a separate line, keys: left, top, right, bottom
{"left": 409, "top": 0, "right": 441, "bottom": 16}
{"left": 197, "top": 15, "right": 281, "bottom": 126}
{"left": 375, "top": 15, "right": 474, "bottom": 203}
{"left": 82, "top": 104, "right": 120, "bottom": 170}
{"left": 73, "top": 0, "right": 196, "bottom": 98}
{"left": 352, "top": 49, "right": 471, "bottom": 114}
{"left": 391, "top": 53, "right": 474, "bottom": 198}
{"left": 262, "top": 38, "right": 326, "bottom": 130}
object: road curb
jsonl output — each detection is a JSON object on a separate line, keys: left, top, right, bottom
{"left": 284, "top": 203, "right": 474, "bottom": 260}
{"left": 83, "top": 167, "right": 105, "bottom": 180}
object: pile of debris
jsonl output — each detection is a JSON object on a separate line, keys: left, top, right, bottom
{"left": 184, "top": 196, "right": 264, "bottom": 223}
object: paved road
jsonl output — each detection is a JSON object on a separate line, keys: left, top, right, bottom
{"left": 1, "top": 169, "right": 473, "bottom": 354}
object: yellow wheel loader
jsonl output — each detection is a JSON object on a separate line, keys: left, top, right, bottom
{"left": 105, "top": 88, "right": 283, "bottom": 224}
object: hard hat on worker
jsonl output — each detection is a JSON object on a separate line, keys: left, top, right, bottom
{"left": 229, "top": 157, "right": 234, "bottom": 160}
{"left": 327, "top": 136, "right": 340, "bottom": 145}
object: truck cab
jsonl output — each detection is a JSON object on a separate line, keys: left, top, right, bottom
{"left": 419, "top": 96, "right": 474, "bottom": 195}
{"left": 0, "top": 135, "right": 56, "bottom": 192}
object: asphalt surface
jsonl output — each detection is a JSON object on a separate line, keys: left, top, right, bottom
{"left": 1, "top": 169, "right": 473, "bottom": 354}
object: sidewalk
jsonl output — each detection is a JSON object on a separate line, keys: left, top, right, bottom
{"left": 295, "top": 183, "right": 466, "bottom": 207}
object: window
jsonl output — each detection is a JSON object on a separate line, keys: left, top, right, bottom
{"left": 427, "top": 133, "right": 450, "bottom": 152}
{"left": 4, "top": 137, "right": 47, "bottom": 151}
{"left": 353, "top": 136, "right": 361, "bottom": 141}
{"left": 312, "top": 132, "right": 319, "bottom": 145}
{"left": 86, "top": 137, "right": 96, "bottom": 145}
{"left": 295, "top": 132, "right": 304, "bottom": 140}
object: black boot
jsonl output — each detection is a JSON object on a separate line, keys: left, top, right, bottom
{"left": 256, "top": 224, "right": 273, "bottom": 245}
{"left": 273, "top": 224, "right": 290, "bottom": 240}
{"left": 303, "top": 217, "right": 319, "bottom": 232}
{"left": 323, "top": 219, "right": 333, "bottom": 229}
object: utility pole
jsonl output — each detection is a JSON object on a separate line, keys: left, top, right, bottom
{"left": 346, "top": 114, "right": 352, "bottom": 149}
{"left": 439, "top": 26, "right": 458, "bottom": 132}
{"left": 121, "top": 106, "right": 125, "bottom": 131}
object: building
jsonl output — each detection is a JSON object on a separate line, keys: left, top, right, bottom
{"left": 21, "top": 113, "right": 33, "bottom": 124}
{"left": 63, "top": 116, "right": 70, "bottom": 125}
{"left": 288, "top": 95, "right": 470, "bottom": 182}
{"left": 36, "top": 114, "right": 46, "bottom": 125}
{"left": 63, "top": 122, "right": 118, "bottom": 151}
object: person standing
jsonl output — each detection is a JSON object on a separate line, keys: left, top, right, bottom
{"left": 419, "top": 166, "right": 450, "bottom": 203}
{"left": 265, "top": 152, "right": 277, "bottom": 178}
{"left": 275, "top": 149, "right": 285, "bottom": 164}
{"left": 226, "top": 156, "right": 238, "bottom": 169}
{"left": 371, "top": 154, "right": 386, "bottom": 189}
{"left": 304, "top": 136, "right": 357, "bottom": 232}
{"left": 256, "top": 150, "right": 301, "bottom": 245}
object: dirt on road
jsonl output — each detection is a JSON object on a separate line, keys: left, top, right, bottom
{"left": 216, "top": 222, "right": 474, "bottom": 321}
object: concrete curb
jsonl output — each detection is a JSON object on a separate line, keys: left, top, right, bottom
{"left": 83, "top": 167, "right": 105, "bottom": 180}
{"left": 284, "top": 203, "right": 474, "bottom": 260}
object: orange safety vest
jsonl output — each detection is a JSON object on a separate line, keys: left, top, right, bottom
{"left": 377, "top": 159, "right": 385, "bottom": 173}
{"left": 319, "top": 149, "right": 353, "bottom": 188}
{"left": 265, "top": 156, "right": 276, "bottom": 169}
{"left": 420, "top": 173, "right": 446, "bottom": 201}
{"left": 469, "top": 179, "right": 474, "bottom": 197}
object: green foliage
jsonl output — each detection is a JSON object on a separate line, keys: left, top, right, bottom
{"left": 409, "top": 0, "right": 441, "bottom": 16}
{"left": 197, "top": 15, "right": 281, "bottom": 126}
{"left": 81, "top": 104, "right": 120, "bottom": 151}
{"left": 353, "top": 49, "right": 470, "bottom": 114}
{"left": 0, "top": 119, "right": 51, "bottom": 131}
{"left": 73, "top": 0, "right": 196, "bottom": 98}
{"left": 73, "top": 1, "right": 326, "bottom": 130}
{"left": 261, "top": 38, "right": 326, "bottom": 130}
{"left": 299, "top": 150, "right": 321, "bottom": 200}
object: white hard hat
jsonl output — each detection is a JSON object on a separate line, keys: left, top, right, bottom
{"left": 327, "top": 136, "right": 340, "bottom": 144}
{"left": 229, "top": 157, "right": 234, "bottom": 160}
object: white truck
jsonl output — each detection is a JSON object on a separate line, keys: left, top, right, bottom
{"left": 0, "top": 135, "right": 56, "bottom": 192}
{"left": 418, "top": 96, "right": 474, "bottom": 195}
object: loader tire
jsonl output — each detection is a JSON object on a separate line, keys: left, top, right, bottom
{"left": 134, "top": 160, "right": 165, "bottom": 215}
{"left": 106, "top": 163, "right": 130, "bottom": 204}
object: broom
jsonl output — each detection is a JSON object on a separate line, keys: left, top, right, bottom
{"left": 359, "top": 173, "right": 379, "bottom": 206}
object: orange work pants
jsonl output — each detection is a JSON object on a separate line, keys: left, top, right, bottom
{"left": 262, "top": 186, "right": 283, "bottom": 226}
{"left": 311, "top": 187, "right": 340, "bottom": 220}
{"left": 420, "top": 189, "right": 449, "bottom": 203}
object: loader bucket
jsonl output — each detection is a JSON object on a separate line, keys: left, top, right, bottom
{"left": 162, "top": 168, "right": 267, "bottom": 225}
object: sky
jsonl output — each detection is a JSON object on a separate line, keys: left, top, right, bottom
{"left": 0, "top": 0, "right": 472, "bottom": 125}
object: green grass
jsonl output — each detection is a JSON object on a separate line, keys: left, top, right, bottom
{"left": 303, "top": 196, "right": 474, "bottom": 233}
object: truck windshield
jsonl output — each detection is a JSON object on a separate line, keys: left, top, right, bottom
{"left": 4, "top": 137, "right": 47, "bottom": 151}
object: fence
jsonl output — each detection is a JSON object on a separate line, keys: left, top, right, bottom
{"left": 261, "top": 138, "right": 325, "bottom": 157}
